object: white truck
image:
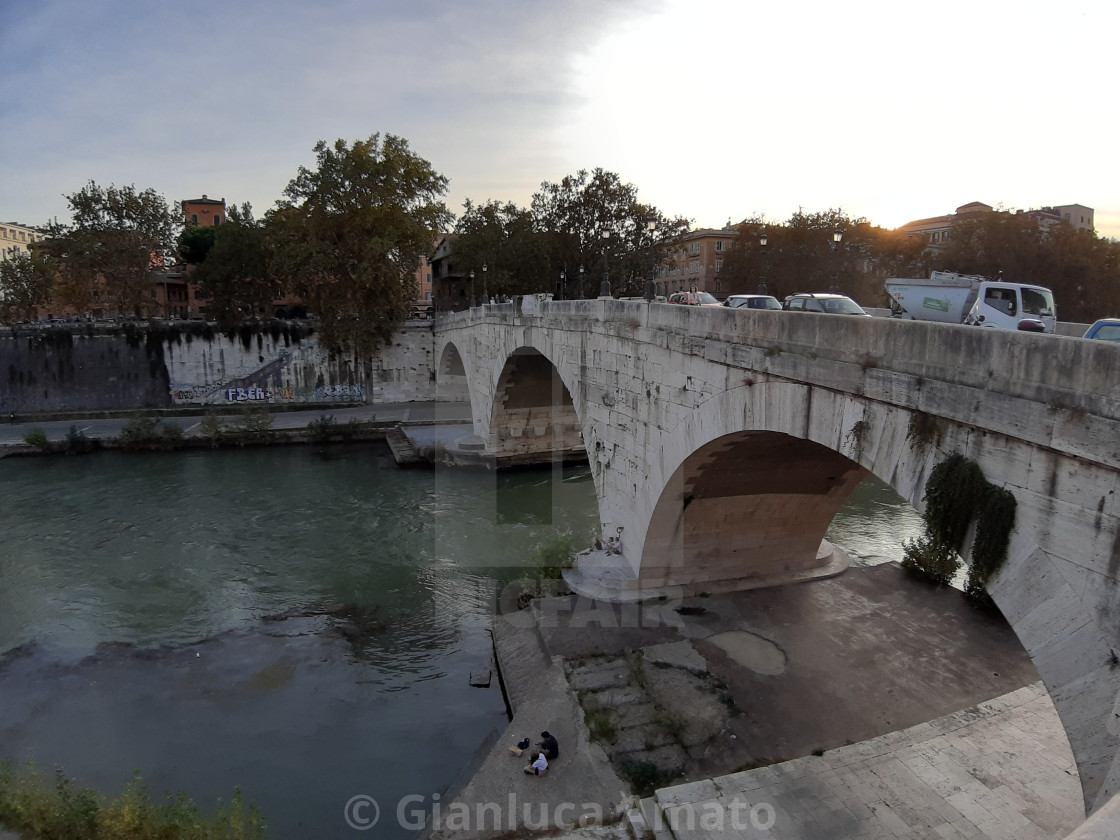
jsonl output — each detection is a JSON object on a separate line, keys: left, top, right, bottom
{"left": 885, "top": 271, "right": 1057, "bottom": 333}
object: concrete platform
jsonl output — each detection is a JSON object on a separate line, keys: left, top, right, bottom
{"left": 434, "top": 563, "right": 1085, "bottom": 839}
{"left": 644, "top": 682, "right": 1084, "bottom": 840}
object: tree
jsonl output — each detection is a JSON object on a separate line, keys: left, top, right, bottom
{"left": 719, "top": 209, "right": 926, "bottom": 306}
{"left": 38, "top": 181, "right": 178, "bottom": 318}
{"left": 0, "top": 250, "right": 54, "bottom": 321}
{"left": 178, "top": 225, "right": 218, "bottom": 265}
{"left": 530, "top": 168, "right": 690, "bottom": 297}
{"left": 936, "top": 210, "right": 1120, "bottom": 322}
{"left": 190, "top": 204, "right": 277, "bottom": 326}
{"left": 451, "top": 199, "right": 548, "bottom": 299}
{"left": 270, "top": 134, "right": 452, "bottom": 353}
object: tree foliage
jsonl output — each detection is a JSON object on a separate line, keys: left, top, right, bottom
{"left": 530, "top": 168, "right": 691, "bottom": 298}
{"left": 270, "top": 134, "right": 452, "bottom": 353}
{"left": 719, "top": 209, "right": 927, "bottom": 306}
{"left": 937, "top": 210, "right": 1119, "bottom": 323}
{"left": 0, "top": 250, "right": 54, "bottom": 320}
{"left": 37, "top": 181, "right": 178, "bottom": 318}
{"left": 451, "top": 168, "right": 690, "bottom": 300}
{"left": 451, "top": 199, "right": 546, "bottom": 299}
{"left": 190, "top": 204, "right": 277, "bottom": 327}
{"left": 178, "top": 224, "right": 218, "bottom": 265}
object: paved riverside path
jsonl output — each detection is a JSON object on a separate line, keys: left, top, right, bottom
{"left": 0, "top": 400, "right": 473, "bottom": 451}
{"left": 642, "top": 681, "right": 1084, "bottom": 840}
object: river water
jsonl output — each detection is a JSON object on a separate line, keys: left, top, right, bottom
{"left": 0, "top": 444, "right": 923, "bottom": 838}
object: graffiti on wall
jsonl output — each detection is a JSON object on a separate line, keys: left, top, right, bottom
{"left": 170, "top": 382, "right": 367, "bottom": 404}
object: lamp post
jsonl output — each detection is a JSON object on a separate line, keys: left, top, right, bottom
{"left": 601, "top": 231, "right": 611, "bottom": 297}
{"left": 831, "top": 230, "right": 842, "bottom": 293}
{"left": 469, "top": 269, "right": 476, "bottom": 307}
{"left": 559, "top": 269, "right": 566, "bottom": 300}
{"left": 482, "top": 262, "right": 488, "bottom": 304}
{"left": 645, "top": 215, "right": 657, "bottom": 301}
{"left": 758, "top": 230, "right": 768, "bottom": 294}
{"left": 578, "top": 265, "right": 585, "bottom": 299}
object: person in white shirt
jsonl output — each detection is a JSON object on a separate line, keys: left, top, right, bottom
{"left": 523, "top": 752, "right": 548, "bottom": 776}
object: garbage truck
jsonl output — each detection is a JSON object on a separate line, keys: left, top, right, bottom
{"left": 885, "top": 271, "right": 1057, "bottom": 333}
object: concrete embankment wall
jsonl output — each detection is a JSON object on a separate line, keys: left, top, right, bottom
{"left": 0, "top": 322, "right": 439, "bottom": 415}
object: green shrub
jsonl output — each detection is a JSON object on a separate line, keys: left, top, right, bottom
{"left": 307, "top": 415, "right": 337, "bottom": 443}
{"left": 116, "top": 418, "right": 185, "bottom": 451}
{"left": 23, "top": 428, "right": 51, "bottom": 452}
{"left": 233, "top": 409, "right": 273, "bottom": 440}
{"left": 199, "top": 413, "right": 226, "bottom": 446}
{"left": 0, "top": 763, "right": 266, "bottom": 839}
{"left": 901, "top": 532, "right": 961, "bottom": 586}
{"left": 64, "top": 425, "right": 94, "bottom": 455}
{"left": 584, "top": 709, "right": 618, "bottom": 744}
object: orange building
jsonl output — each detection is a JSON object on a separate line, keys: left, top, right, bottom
{"left": 181, "top": 195, "right": 226, "bottom": 227}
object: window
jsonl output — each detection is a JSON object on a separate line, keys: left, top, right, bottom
{"left": 214, "top": 216, "right": 221, "bottom": 226}
{"left": 191, "top": 214, "right": 199, "bottom": 225}
{"left": 715, "top": 241, "right": 725, "bottom": 252}
{"left": 715, "top": 259, "right": 723, "bottom": 273}
{"left": 984, "top": 287, "right": 1017, "bottom": 316}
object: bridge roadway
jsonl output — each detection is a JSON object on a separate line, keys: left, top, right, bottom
{"left": 432, "top": 297, "right": 1120, "bottom": 820}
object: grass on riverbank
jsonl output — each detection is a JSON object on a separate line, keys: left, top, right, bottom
{"left": 0, "top": 763, "right": 266, "bottom": 840}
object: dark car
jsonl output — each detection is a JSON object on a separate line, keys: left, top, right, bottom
{"left": 783, "top": 293, "right": 870, "bottom": 316}
{"left": 724, "top": 294, "right": 782, "bottom": 311}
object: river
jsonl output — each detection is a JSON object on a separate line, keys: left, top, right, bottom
{"left": 0, "top": 443, "right": 923, "bottom": 838}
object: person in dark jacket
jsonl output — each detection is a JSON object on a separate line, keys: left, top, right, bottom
{"left": 537, "top": 731, "right": 558, "bottom": 761}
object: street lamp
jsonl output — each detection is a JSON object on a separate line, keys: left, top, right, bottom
{"left": 559, "top": 269, "right": 566, "bottom": 300}
{"left": 601, "top": 230, "right": 611, "bottom": 297}
{"left": 469, "top": 269, "right": 475, "bottom": 307}
{"left": 831, "top": 230, "right": 843, "bottom": 293}
{"left": 758, "top": 230, "right": 768, "bottom": 294}
{"left": 578, "top": 265, "right": 585, "bottom": 299}
{"left": 645, "top": 215, "right": 657, "bottom": 301}
{"left": 482, "top": 262, "right": 488, "bottom": 304}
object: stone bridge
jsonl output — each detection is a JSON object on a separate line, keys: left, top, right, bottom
{"left": 432, "top": 297, "right": 1120, "bottom": 816}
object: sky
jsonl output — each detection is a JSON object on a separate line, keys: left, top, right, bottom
{"left": 4, "top": 0, "right": 1119, "bottom": 239}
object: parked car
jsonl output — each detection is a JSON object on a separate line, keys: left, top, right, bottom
{"left": 668, "top": 291, "right": 722, "bottom": 307}
{"left": 724, "top": 294, "right": 782, "bottom": 311}
{"left": 1083, "top": 318, "right": 1120, "bottom": 342}
{"left": 783, "top": 293, "right": 871, "bottom": 316}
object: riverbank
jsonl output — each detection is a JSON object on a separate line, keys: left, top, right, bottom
{"left": 0, "top": 401, "right": 474, "bottom": 459}
{"left": 432, "top": 563, "right": 1079, "bottom": 839}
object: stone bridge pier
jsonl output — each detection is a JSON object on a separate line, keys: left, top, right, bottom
{"left": 434, "top": 297, "right": 1120, "bottom": 816}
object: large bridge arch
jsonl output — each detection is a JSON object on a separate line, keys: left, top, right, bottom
{"left": 435, "top": 302, "right": 1120, "bottom": 813}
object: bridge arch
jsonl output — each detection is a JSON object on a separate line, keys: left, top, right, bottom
{"left": 436, "top": 302, "right": 1120, "bottom": 812}
{"left": 487, "top": 347, "right": 584, "bottom": 465}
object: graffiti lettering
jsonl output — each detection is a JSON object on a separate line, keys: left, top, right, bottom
{"left": 226, "top": 387, "right": 272, "bottom": 402}
{"left": 315, "top": 384, "right": 366, "bottom": 401}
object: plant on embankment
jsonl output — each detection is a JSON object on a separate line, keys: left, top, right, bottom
{"left": 902, "top": 453, "right": 1016, "bottom": 602}
{"left": 0, "top": 762, "right": 266, "bottom": 840}
{"left": 115, "top": 417, "right": 186, "bottom": 451}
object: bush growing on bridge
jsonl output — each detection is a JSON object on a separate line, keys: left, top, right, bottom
{"left": 902, "top": 454, "right": 1016, "bottom": 602}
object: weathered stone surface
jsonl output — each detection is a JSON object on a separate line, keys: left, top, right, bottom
{"left": 435, "top": 300, "right": 1120, "bottom": 812}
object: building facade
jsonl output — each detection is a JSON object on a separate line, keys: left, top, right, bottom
{"left": 1, "top": 221, "right": 45, "bottom": 260}
{"left": 181, "top": 195, "right": 226, "bottom": 227}
{"left": 898, "top": 201, "right": 1095, "bottom": 252}
{"left": 655, "top": 226, "right": 738, "bottom": 298}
